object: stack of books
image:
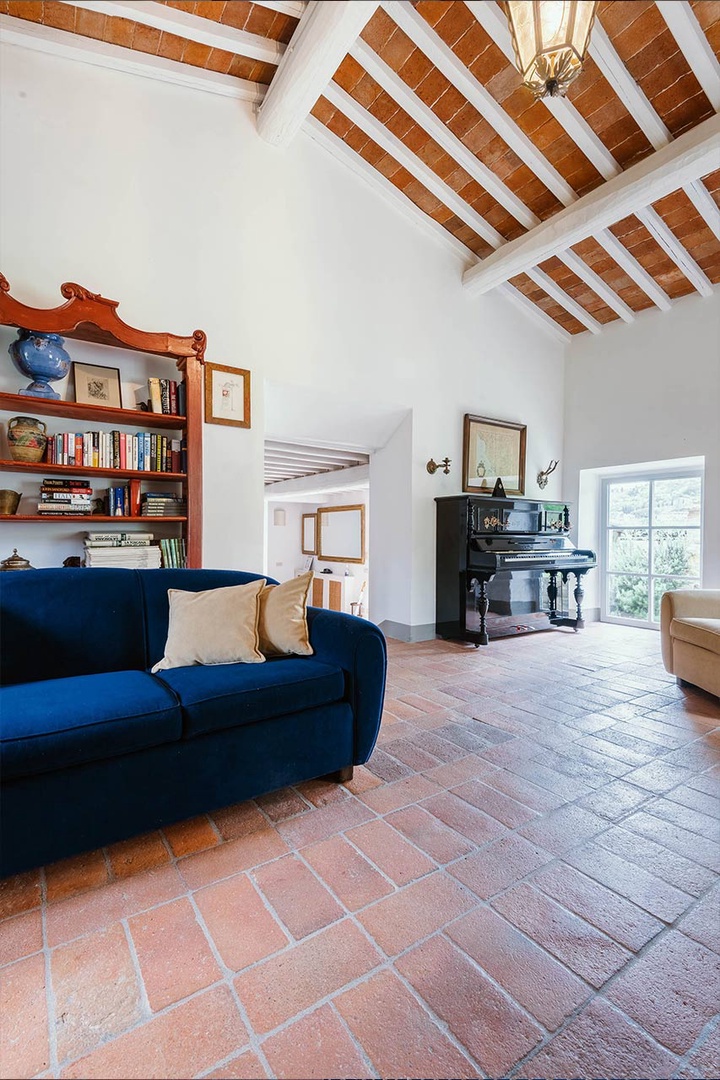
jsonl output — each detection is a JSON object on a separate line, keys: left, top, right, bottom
{"left": 159, "top": 537, "right": 187, "bottom": 568}
{"left": 134, "top": 378, "right": 186, "bottom": 416}
{"left": 38, "top": 478, "right": 93, "bottom": 515}
{"left": 84, "top": 532, "right": 162, "bottom": 568}
{"left": 140, "top": 492, "right": 187, "bottom": 517}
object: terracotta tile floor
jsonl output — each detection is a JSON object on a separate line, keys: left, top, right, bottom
{"left": 2, "top": 623, "right": 719, "bottom": 1079}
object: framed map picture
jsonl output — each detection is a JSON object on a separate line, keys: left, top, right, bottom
{"left": 462, "top": 414, "right": 526, "bottom": 496}
{"left": 204, "top": 363, "right": 251, "bottom": 428}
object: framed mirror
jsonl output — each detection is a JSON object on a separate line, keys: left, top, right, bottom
{"left": 317, "top": 504, "right": 365, "bottom": 563}
{"left": 301, "top": 513, "right": 317, "bottom": 555}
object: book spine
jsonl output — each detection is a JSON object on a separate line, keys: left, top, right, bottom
{"left": 160, "top": 379, "right": 171, "bottom": 414}
{"left": 75, "top": 434, "right": 83, "bottom": 467}
{"left": 170, "top": 439, "right": 181, "bottom": 474}
{"left": 144, "top": 433, "right": 151, "bottom": 471}
{"left": 148, "top": 378, "right": 162, "bottom": 414}
{"left": 169, "top": 380, "right": 177, "bottom": 415}
{"left": 129, "top": 478, "right": 141, "bottom": 517}
{"left": 180, "top": 436, "right": 187, "bottom": 474}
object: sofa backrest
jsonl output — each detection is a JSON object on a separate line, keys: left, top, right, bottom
{"left": 0, "top": 568, "right": 147, "bottom": 685}
{"left": 0, "top": 567, "right": 275, "bottom": 686}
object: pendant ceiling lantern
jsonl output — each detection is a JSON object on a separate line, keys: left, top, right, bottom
{"left": 505, "top": 0, "right": 599, "bottom": 99}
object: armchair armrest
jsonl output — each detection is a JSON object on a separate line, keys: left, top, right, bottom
{"left": 660, "top": 589, "right": 720, "bottom": 673}
{"left": 306, "top": 607, "right": 387, "bottom": 764}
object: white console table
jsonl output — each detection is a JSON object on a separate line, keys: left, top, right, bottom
{"left": 308, "top": 572, "right": 364, "bottom": 615}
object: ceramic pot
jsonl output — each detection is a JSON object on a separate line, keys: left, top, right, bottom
{"left": 0, "top": 490, "right": 21, "bottom": 515}
{"left": 9, "top": 329, "right": 71, "bottom": 399}
{"left": 7, "top": 416, "right": 48, "bottom": 463}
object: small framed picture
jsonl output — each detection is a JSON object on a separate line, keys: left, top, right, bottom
{"left": 73, "top": 362, "right": 122, "bottom": 408}
{"left": 301, "top": 513, "right": 317, "bottom": 555}
{"left": 204, "top": 362, "right": 251, "bottom": 428}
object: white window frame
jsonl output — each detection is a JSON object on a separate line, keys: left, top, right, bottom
{"left": 600, "top": 467, "right": 704, "bottom": 629}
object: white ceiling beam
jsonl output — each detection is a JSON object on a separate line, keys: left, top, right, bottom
{"left": 463, "top": 115, "right": 720, "bottom": 292}
{"left": 0, "top": 14, "right": 265, "bottom": 102}
{"left": 257, "top": 0, "right": 379, "bottom": 146}
{"left": 657, "top": 0, "right": 720, "bottom": 111}
{"left": 683, "top": 179, "right": 720, "bottom": 243}
{"left": 60, "top": 0, "right": 284, "bottom": 64}
{"left": 351, "top": 36, "right": 632, "bottom": 322}
{"left": 303, "top": 117, "right": 570, "bottom": 342}
{"left": 466, "top": 0, "right": 711, "bottom": 300}
{"left": 266, "top": 445, "right": 368, "bottom": 462}
{"left": 255, "top": 0, "right": 307, "bottom": 19}
{"left": 593, "top": 228, "right": 672, "bottom": 310}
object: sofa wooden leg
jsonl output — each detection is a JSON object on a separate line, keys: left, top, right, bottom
{"left": 325, "top": 766, "right": 354, "bottom": 783}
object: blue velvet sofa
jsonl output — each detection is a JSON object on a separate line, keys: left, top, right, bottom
{"left": 0, "top": 567, "right": 387, "bottom": 878}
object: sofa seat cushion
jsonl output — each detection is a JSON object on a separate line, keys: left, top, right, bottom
{"left": 670, "top": 617, "right": 720, "bottom": 656}
{"left": 0, "top": 671, "right": 182, "bottom": 781}
{"left": 154, "top": 657, "right": 346, "bottom": 739}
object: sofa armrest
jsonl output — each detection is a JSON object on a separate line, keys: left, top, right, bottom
{"left": 660, "top": 589, "right": 720, "bottom": 673}
{"left": 306, "top": 608, "right": 387, "bottom": 764}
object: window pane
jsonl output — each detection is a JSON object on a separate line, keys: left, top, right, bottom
{"left": 608, "top": 528, "right": 649, "bottom": 573}
{"left": 652, "top": 578, "right": 698, "bottom": 622}
{"left": 607, "top": 482, "right": 649, "bottom": 526}
{"left": 652, "top": 477, "right": 702, "bottom": 526}
{"left": 608, "top": 574, "right": 649, "bottom": 621}
{"left": 652, "top": 528, "right": 701, "bottom": 577}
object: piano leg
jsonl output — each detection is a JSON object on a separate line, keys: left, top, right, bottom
{"left": 573, "top": 571, "right": 586, "bottom": 630}
{"left": 547, "top": 570, "right": 558, "bottom": 621}
{"left": 476, "top": 577, "right": 489, "bottom": 646}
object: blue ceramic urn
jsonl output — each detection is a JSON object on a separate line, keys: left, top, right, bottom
{"left": 9, "top": 329, "right": 71, "bottom": 399}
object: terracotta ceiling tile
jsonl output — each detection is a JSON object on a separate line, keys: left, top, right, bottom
{"left": 462, "top": 118, "right": 496, "bottom": 155}
{"left": 361, "top": 8, "right": 398, "bottom": 53}
{"left": 415, "top": 68, "right": 449, "bottom": 110}
{"left": 219, "top": 1, "right": 250, "bottom": 32}
{"left": 431, "top": 203, "right": 454, "bottom": 226}
{"left": 38, "top": 1, "right": 74, "bottom": 32}
{"left": 415, "top": 1, "right": 454, "bottom": 30}
{"left": 485, "top": 205, "right": 525, "bottom": 242}
{"left": 380, "top": 32, "right": 416, "bottom": 72}
{"left": 398, "top": 49, "right": 435, "bottom": 91}
{"left": 181, "top": 39, "right": 212, "bottom": 66}
{"left": 368, "top": 89, "right": 402, "bottom": 126}
{"left": 75, "top": 6, "right": 106, "bottom": 40}
{"left": 417, "top": 139, "right": 450, "bottom": 171}
{"left": 510, "top": 273, "right": 587, "bottom": 334}
{"left": 485, "top": 63, "right": 524, "bottom": 104}
{"left": 391, "top": 166, "right": 415, "bottom": 192}
{"left": 663, "top": 95, "right": 714, "bottom": 138}
{"left": 243, "top": 5, "right": 281, "bottom": 40}
{"left": 403, "top": 177, "right": 441, "bottom": 211}
{"left": 359, "top": 141, "right": 385, "bottom": 169}
{"left": 432, "top": 85, "right": 469, "bottom": 124}
{"left": 311, "top": 98, "right": 335, "bottom": 126}
{"left": 402, "top": 124, "right": 431, "bottom": 155}
{"left": 384, "top": 106, "right": 414, "bottom": 138}
{"left": 433, "top": 2, "right": 476, "bottom": 49}
{"left": 611, "top": 130, "right": 655, "bottom": 170}
{"left": 690, "top": 1, "right": 720, "bottom": 35}
{"left": 132, "top": 23, "right": 162, "bottom": 55}
{"left": 344, "top": 126, "right": 370, "bottom": 155}
{"left": 195, "top": 2, "right": 225, "bottom": 20}
{"left": 205, "top": 47, "right": 234, "bottom": 75}
{"left": 156, "top": 31, "right": 186, "bottom": 62}
{"left": 445, "top": 100, "right": 482, "bottom": 139}
{"left": 351, "top": 72, "right": 384, "bottom": 110}
{"left": 375, "top": 152, "right": 403, "bottom": 181}
{"left": 326, "top": 109, "right": 354, "bottom": 141}
{"left": 333, "top": 56, "right": 365, "bottom": 96}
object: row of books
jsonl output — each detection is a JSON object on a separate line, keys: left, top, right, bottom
{"left": 45, "top": 432, "right": 186, "bottom": 473}
{"left": 159, "top": 537, "right": 187, "bottom": 569}
{"left": 134, "top": 378, "right": 186, "bottom": 416}
{"left": 37, "top": 478, "right": 93, "bottom": 515}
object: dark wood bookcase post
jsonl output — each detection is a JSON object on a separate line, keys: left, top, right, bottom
{"left": 0, "top": 276, "right": 204, "bottom": 567}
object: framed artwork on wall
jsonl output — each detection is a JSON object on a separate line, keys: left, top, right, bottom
{"left": 73, "top": 362, "right": 122, "bottom": 408}
{"left": 301, "top": 513, "right": 317, "bottom": 555}
{"left": 204, "top": 363, "right": 251, "bottom": 428}
{"left": 462, "top": 414, "right": 526, "bottom": 496}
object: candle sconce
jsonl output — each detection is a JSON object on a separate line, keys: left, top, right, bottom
{"left": 427, "top": 457, "right": 451, "bottom": 475}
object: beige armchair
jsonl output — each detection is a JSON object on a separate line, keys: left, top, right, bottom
{"left": 660, "top": 589, "right": 720, "bottom": 698}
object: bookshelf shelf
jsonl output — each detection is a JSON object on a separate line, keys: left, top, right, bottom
{"left": 0, "top": 277, "right": 204, "bottom": 566}
{"left": 1, "top": 515, "right": 188, "bottom": 522}
{"left": 0, "top": 460, "right": 186, "bottom": 481}
{"left": 0, "top": 392, "right": 186, "bottom": 429}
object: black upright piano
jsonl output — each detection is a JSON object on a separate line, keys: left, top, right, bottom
{"left": 435, "top": 495, "right": 597, "bottom": 646}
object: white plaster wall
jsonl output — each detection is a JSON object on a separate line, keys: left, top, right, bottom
{"left": 563, "top": 292, "right": 720, "bottom": 610}
{"left": 0, "top": 43, "right": 565, "bottom": 630}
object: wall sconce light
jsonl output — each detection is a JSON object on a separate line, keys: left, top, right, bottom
{"left": 427, "top": 457, "right": 451, "bottom": 475}
{"left": 506, "top": 1, "right": 598, "bottom": 99}
{"left": 537, "top": 459, "right": 559, "bottom": 489}
{"left": 273, "top": 508, "right": 286, "bottom": 526}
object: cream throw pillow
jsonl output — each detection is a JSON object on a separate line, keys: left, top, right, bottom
{"left": 258, "top": 571, "right": 314, "bottom": 657}
{"left": 151, "top": 579, "right": 266, "bottom": 673}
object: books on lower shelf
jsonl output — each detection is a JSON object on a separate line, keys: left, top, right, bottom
{"left": 84, "top": 542, "right": 162, "bottom": 569}
{"left": 37, "top": 478, "right": 93, "bottom": 515}
{"left": 140, "top": 492, "right": 187, "bottom": 517}
{"left": 159, "top": 537, "right": 187, "bottom": 569}
{"left": 45, "top": 431, "right": 185, "bottom": 473}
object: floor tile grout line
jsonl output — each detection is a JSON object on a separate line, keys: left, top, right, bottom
{"left": 121, "top": 916, "right": 152, "bottom": 1019}
{"left": 326, "top": 998, "right": 381, "bottom": 1080}
{"left": 673, "top": 1012, "right": 720, "bottom": 1074}
{"left": 40, "top": 867, "right": 60, "bottom": 1080}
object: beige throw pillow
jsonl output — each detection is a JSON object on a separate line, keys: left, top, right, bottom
{"left": 151, "top": 579, "right": 266, "bottom": 673}
{"left": 258, "top": 571, "right": 314, "bottom": 657}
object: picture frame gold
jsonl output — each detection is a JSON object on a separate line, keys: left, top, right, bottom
{"left": 462, "top": 414, "right": 527, "bottom": 497}
{"left": 301, "top": 513, "right": 317, "bottom": 555}
{"left": 317, "top": 504, "right": 365, "bottom": 563}
{"left": 204, "top": 363, "right": 251, "bottom": 428}
{"left": 73, "top": 362, "right": 122, "bottom": 409}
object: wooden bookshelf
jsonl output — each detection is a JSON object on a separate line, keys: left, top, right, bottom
{"left": 0, "top": 276, "right": 204, "bottom": 566}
